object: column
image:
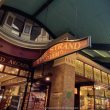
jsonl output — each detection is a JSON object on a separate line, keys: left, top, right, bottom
{"left": 49, "top": 56, "right": 76, "bottom": 110}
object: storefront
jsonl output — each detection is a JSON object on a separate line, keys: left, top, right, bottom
{"left": 80, "top": 85, "right": 110, "bottom": 110}
{"left": 0, "top": 32, "right": 110, "bottom": 110}
{"left": 30, "top": 36, "right": 110, "bottom": 110}
{"left": 74, "top": 54, "right": 110, "bottom": 110}
{"left": 0, "top": 52, "right": 32, "bottom": 110}
{"left": 32, "top": 52, "right": 110, "bottom": 110}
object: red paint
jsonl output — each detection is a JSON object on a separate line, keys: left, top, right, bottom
{"left": 0, "top": 38, "right": 45, "bottom": 59}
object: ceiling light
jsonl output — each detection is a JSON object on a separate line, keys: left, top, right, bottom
{"left": 45, "top": 77, "right": 50, "bottom": 81}
{"left": 0, "top": 64, "right": 3, "bottom": 69}
{"left": 36, "top": 82, "right": 40, "bottom": 85}
{"left": 95, "top": 86, "right": 101, "bottom": 90}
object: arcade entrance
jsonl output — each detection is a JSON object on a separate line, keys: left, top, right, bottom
{"left": 0, "top": 55, "right": 32, "bottom": 110}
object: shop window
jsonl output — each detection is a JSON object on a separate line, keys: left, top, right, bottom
{"left": 20, "top": 70, "right": 29, "bottom": 77}
{"left": 4, "top": 66, "right": 19, "bottom": 75}
{"left": 80, "top": 86, "right": 94, "bottom": 110}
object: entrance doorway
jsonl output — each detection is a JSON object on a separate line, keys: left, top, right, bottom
{"left": 75, "top": 75, "right": 94, "bottom": 110}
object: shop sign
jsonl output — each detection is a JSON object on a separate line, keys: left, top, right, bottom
{"left": 0, "top": 54, "right": 30, "bottom": 70}
{"left": 33, "top": 37, "right": 91, "bottom": 66}
{"left": 75, "top": 60, "right": 84, "bottom": 76}
{"left": 102, "top": 72, "right": 108, "bottom": 85}
{"left": 94, "top": 68, "right": 101, "bottom": 82}
{"left": 85, "top": 64, "right": 93, "bottom": 79}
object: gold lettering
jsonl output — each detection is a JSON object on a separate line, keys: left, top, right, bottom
{"left": 57, "top": 43, "right": 63, "bottom": 50}
{"left": 8, "top": 60, "right": 29, "bottom": 68}
{"left": 68, "top": 43, "right": 74, "bottom": 49}
{"left": 63, "top": 43, "right": 68, "bottom": 50}
{"left": 8, "top": 60, "right": 13, "bottom": 65}
{"left": 74, "top": 42, "right": 81, "bottom": 50}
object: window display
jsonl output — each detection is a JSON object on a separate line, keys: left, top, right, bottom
{"left": 80, "top": 86, "right": 110, "bottom": 110}
{"left": 26, "top": 83, "right": 49, "bottom": 110}
{"left": 80, "top": 86, "right": 94, "bottom": 110}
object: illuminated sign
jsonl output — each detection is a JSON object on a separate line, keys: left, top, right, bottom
{"left": 33, "top": 37, "right": 91, "bottom": 66}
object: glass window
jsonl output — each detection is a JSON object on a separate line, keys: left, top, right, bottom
{"left": 4, "top": 66, "right": 19, "bottom": 75}
{"left": 24, "top": 24, "right": 31, "bottom": 34}
{"left": 6, "top": 16, "right": 14, "bottom": 26}
{"left": 80, "top": 86, "right": 94, "bottom": 110}
{"left": 20, "top": 70, "right": 29, "bottom": 77}
{"left": 13, "top": 18, "right": 24, "bottom": 31}
{"left": 31, "top": 26, "right": 41, "bottom": 40}
{"left": 42, "top": 29, "right": 46, "bottom": 36}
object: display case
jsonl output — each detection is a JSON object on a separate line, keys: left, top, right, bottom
{"left": 80, "top": 86, "right": 94, "bottom": 110}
